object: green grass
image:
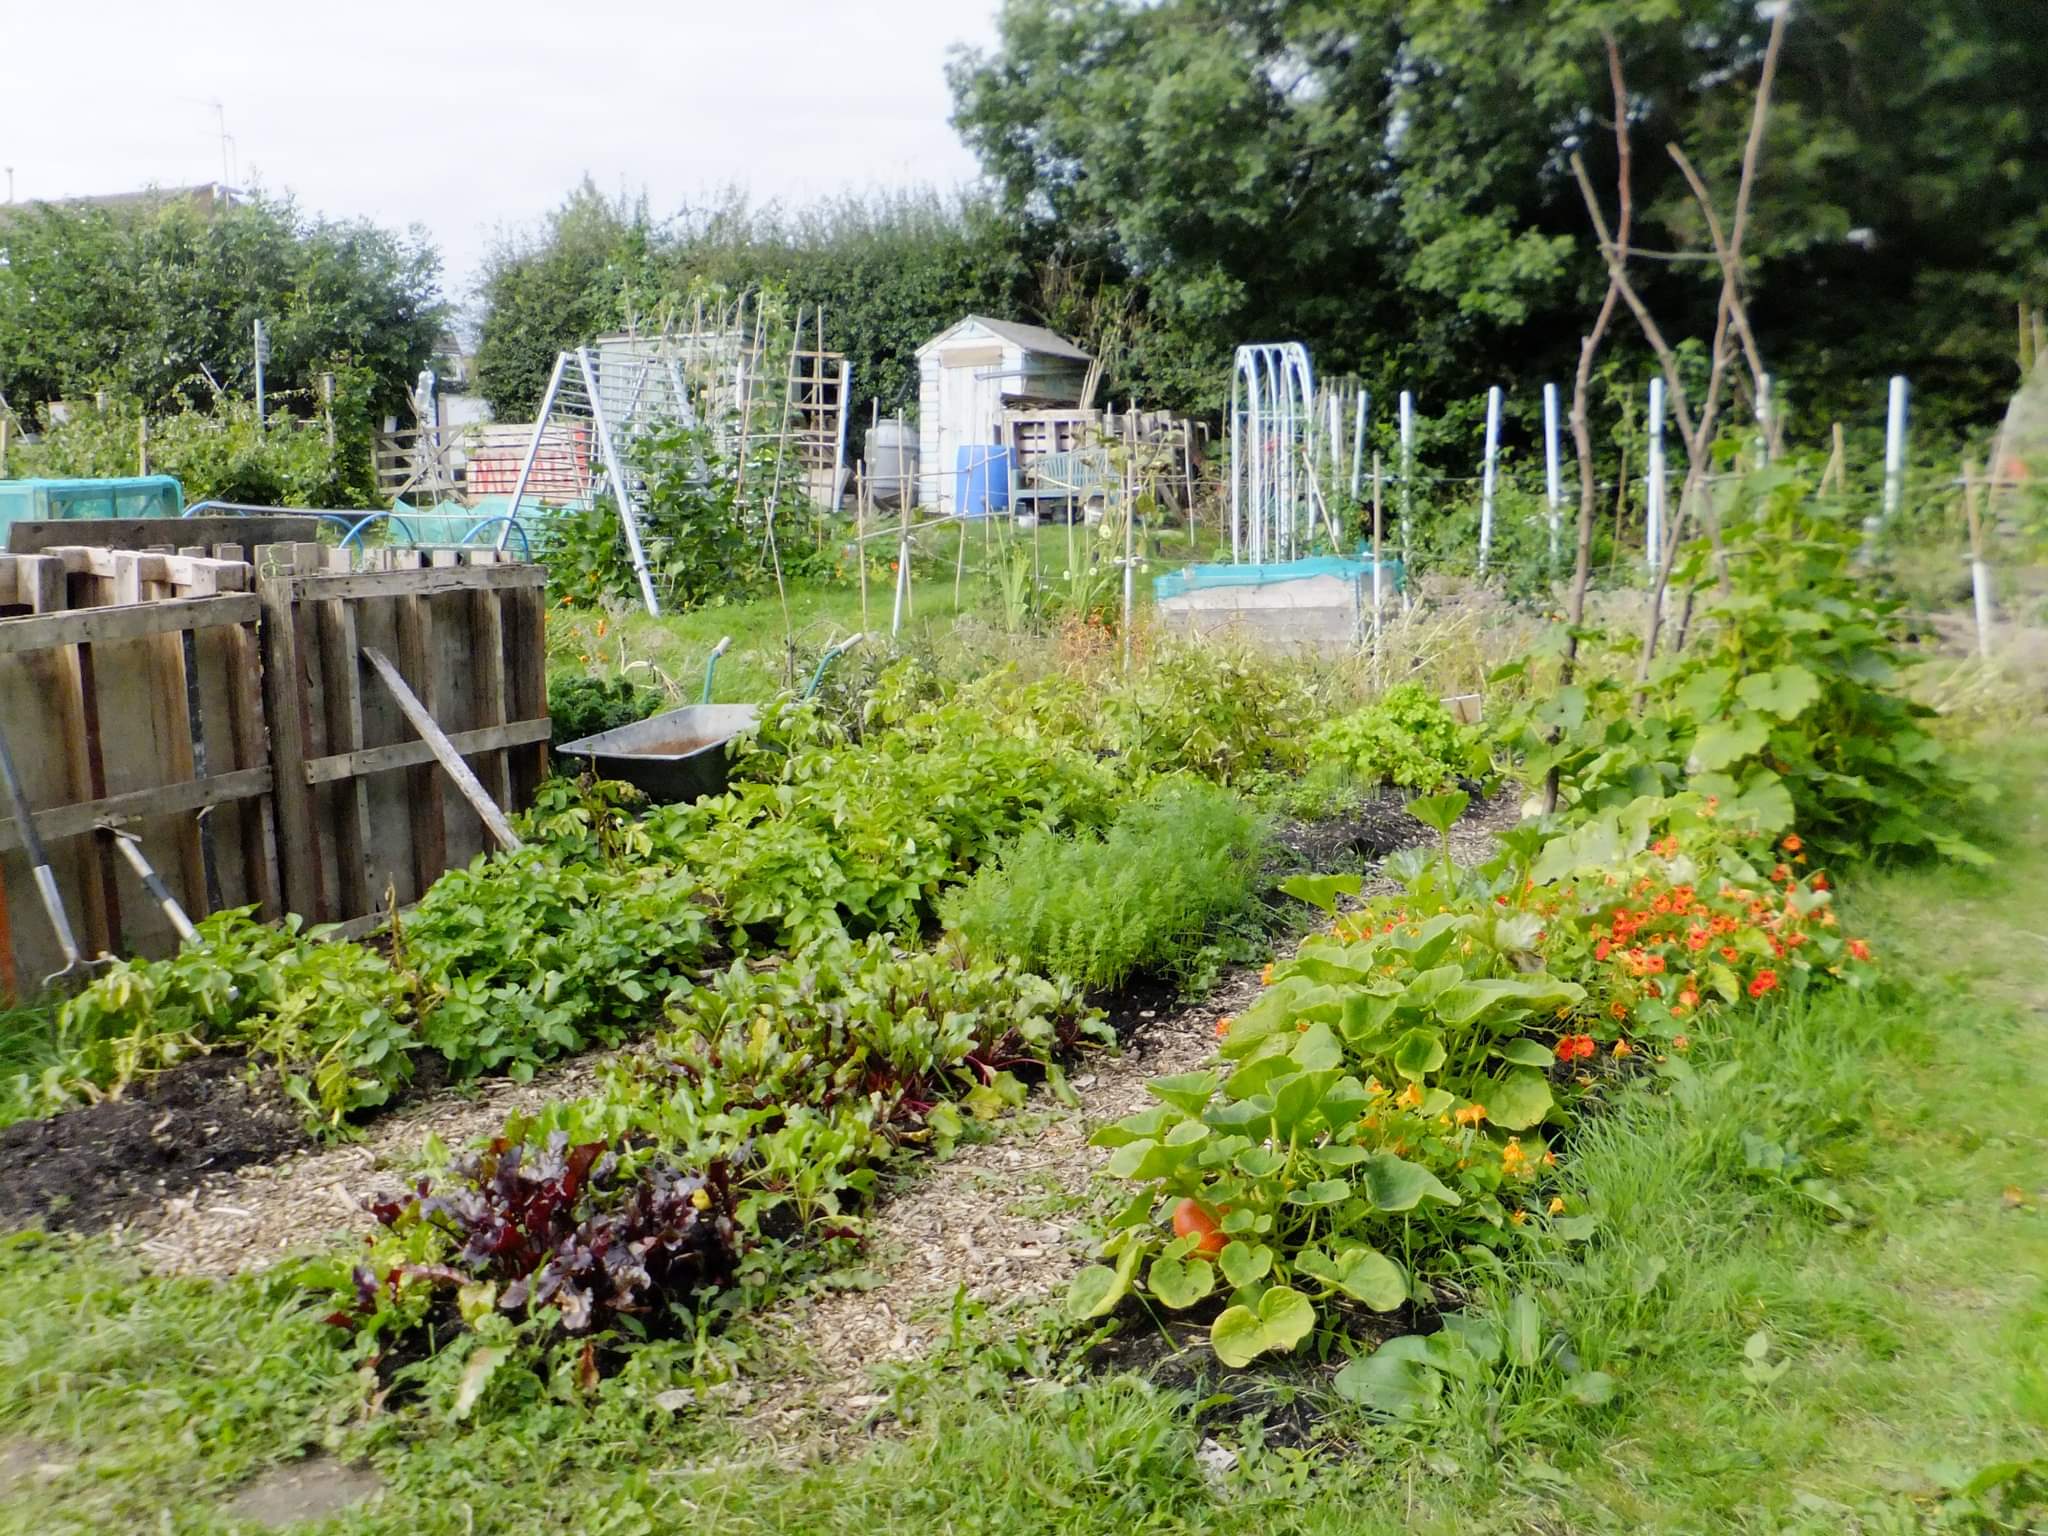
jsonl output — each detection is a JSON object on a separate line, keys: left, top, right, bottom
{"left": 0, "top": 1004, "right": 61, "bottom": 1130}
{"left": 542, "top": 515, "right": 1235, "bottom": 710}
{"left": 1, "top": 743, "right": 2044, "bottom": 1534}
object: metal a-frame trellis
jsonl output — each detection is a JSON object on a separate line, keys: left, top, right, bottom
{"left": 493, "top": 342, "right": 693, "bottom": 615}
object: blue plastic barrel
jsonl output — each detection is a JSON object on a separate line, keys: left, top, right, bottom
{"left": 952, "top": 445, "right": 1012, "bottom": 518}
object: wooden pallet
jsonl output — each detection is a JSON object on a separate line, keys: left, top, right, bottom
{"left": 0, "top": 543, "right": 550, "bottom": 992}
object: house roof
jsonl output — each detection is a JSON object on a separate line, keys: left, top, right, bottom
{"left": 918, "top": 315, "right": 1093, "bottom": 362}
{"left": 57, "top": 182, "right": 236, "bottom": 214}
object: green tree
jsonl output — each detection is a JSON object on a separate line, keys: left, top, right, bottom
{"left": 472, "top": 180, "right": 665, "bottom": 417}
{"left": 0, "top": 192, "right": 442, "bottom": 423}
{"left": 473, "top": 184, "right": 1050, "bottom": 445}
{"left": 950, "top": 0, "right": 2048, "bottom": 437}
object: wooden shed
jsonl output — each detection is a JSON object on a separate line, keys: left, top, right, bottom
{"left": 916, "top": 317, "right": 1092, "bottom": 512}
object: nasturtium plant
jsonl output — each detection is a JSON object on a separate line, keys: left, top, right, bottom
{"left": 1078, "top": 903, "right": 1592, "bottom": 1359}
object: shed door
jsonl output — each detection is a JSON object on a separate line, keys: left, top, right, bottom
{"left": 936, "top": 346, "right": 1003, "bottom": 513}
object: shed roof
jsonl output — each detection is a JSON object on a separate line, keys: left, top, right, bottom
{"left": 917, "top": 315, "right": 1093, "bottom": 362}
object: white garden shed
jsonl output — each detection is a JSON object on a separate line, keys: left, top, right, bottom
{"left": 916, "top": 316, "right": 1093, "bottom": 512}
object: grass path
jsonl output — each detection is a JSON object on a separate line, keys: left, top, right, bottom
{"left": 0, "top": 746, "right": 2043, "bottom": 1534}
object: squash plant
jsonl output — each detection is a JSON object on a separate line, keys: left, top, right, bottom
{"left": 1497, "top": 469, "right": 1984, "bottom": 865}
{"left": 1073, "top": 905, "right": 1582, "bottom": 1365}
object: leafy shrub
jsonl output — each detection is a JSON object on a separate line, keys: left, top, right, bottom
{"left": 649, "top": 676, "right": 1119, "bottom": 947}
{"left": 46, "top": 909, "right": 412, "bottom": 1127}
{"left": 547, "top": 674, "right": 664, "bottom": 746}
{"left": 1499, "top": 469, "right": 1985, "bottom": 864}
{"left": 539, "top": 422, "right": 774, "bottom": 612}
{"left": 1310, "top": 682, "right": 1488, "bottom": 793}
{"left": 943, "top": 780, "right": 1269, "bottom": 992}
{"left": 400, "top": 850, "right": 715, "bottom": 1081}
{"left": 1081, "top": 784, "right": 1884, "bottom": 1367}
{"left": 1099, "top": 645, "right": 1318, "bottom": 786}
{"left": 15, "top": 394, "right": 378, "bottom": 508}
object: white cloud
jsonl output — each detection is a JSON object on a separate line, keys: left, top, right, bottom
{"left": 2, "top": 0, "right": 1000, "bottom": 296}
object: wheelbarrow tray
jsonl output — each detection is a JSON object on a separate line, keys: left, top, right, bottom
{"left": 554, "top": 703, "right": 760, "bottom": 804}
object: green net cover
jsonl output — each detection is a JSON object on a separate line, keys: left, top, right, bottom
{"left": 0, "top": 475, "right": 184, "bottom": 536}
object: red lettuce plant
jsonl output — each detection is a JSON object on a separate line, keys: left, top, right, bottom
{"left": 344, "top": 1133, "right": 740, "bottom": 1337}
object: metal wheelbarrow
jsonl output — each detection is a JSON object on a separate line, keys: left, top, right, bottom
{"left": 553, "top": 633, "right": 864, "bottom": 805}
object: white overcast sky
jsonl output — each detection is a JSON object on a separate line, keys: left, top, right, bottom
{"left": 4, "top": 0, "right": 1001, "bottom": 304}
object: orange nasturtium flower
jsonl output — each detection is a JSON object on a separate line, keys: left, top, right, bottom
{"left": 1548, "top": 1197, "right": 1566, "bottom": 1215}
{"left": 1748, "top": 969, "right": 1780, "bottom": 998}
{"left": 1453, "top": 1103, "right": 1487, "bottom": 1127}
{"left": 1782, "top": 833, "right": 1803, "bottom": 853}
{"left": 1260, "top": 963, "right": 1275, "bottom": 986}
{"left": 1501, "top": 1137, "right": 1531, "bottom": 1175}
{"left": 1214, "top": 1015, "right": 1233, "bottom": 1038}
{"left": 1397, "top": 1081, "right": 1425, "bottom": 1111}
{"left": 1612, "top": 1038, "right": 1635, "bottom": 1058}
{"left": 1847, "top": 939, "right": 1872, "bottom": 962}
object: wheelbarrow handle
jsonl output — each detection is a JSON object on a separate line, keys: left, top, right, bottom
{"left": 106, "top": 828, "right": 199, "bottom": 945}
{"left": 802, "top": 633, "right": 867, "bottom": 699}
{"left": 701, "top": 635, "right": 734, "bottom": 705}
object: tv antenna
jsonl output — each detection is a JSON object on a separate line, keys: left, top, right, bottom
{"left": 210, "top": 101, "right": 237, "bottom": 189}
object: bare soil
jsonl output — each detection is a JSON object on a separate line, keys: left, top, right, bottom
{"left": 130, "top": 1051, "right": 611, "bottom": 1276}
{"left": 224, "top": 1455, "right": 382, "bottom": 1528}
{"left": 0, "top": 1055, "right": 309, "bottom": 1234}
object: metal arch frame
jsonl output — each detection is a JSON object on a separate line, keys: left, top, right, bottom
{"left": 1229, "top": 342, "right": 1323, "bottom": 564}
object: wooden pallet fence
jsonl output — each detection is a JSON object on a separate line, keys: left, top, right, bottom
{"left": 261, "top": 545, "right": 549, "bottom": 937}
{"left": 0, "top": 542, "right": 550, "bottom": 993}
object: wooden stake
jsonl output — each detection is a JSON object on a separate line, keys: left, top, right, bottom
{"left": 361, "top": 647, "right": 524, "bottom": 852}
{"left": 856, "top": 465, "right": 869, "bottom": 636}
{"left": 1963, "top": 459, "right": 1994, "bottom": 659}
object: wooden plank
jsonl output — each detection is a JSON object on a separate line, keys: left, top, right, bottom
{"left": 319, "top": 904, "right": 416, "bottom": 945}
{"left": 72, "top": 547, "right": 249, "bottom": 591}
{"left": 17, "top": 556, "right": 64, "bottom": 615}
{"left": 0, "top": 594, "right": 261, "bottom": 656}
{"left": 361, "top": 647, "right": 524, "bottom": 852}
{"left": 315, "top": 548, "right": 373, "bottom": 917}
{"left": 507, "top": 581, "right": 551, "bottom": 803}
{"left": 287, "top": 565, "right": 546, "bottom": 603}
{"left": 257, "top": 552, "right": 321, "bottom": 919}
{"left": 115, "top": 552, "right": 209, "bottom": 921}
{"left": 223, "top": 619, "right": 279, "bottom": 919}
{"left": 29, "top": 560, "right": 108, "bottom": 954}
{"left": 96, "top": 549, "right": 172, "bottom": 584}
{"left": 302, "top": 718, "right": 551, "bottom": 784}
{"left": 72, "top": 638, "right": 125, "bottom": 951}
{"left": 392, "top": 589, "right": 447, "bottom": 893}
{"left": 469, "top": 585, "right": 513, "bottom": 809}
{"left": 6, "top": 515, "right": 327, "bottom": 555}
{"left": 0, "top": 768, "right": 276, "bottom": 855}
